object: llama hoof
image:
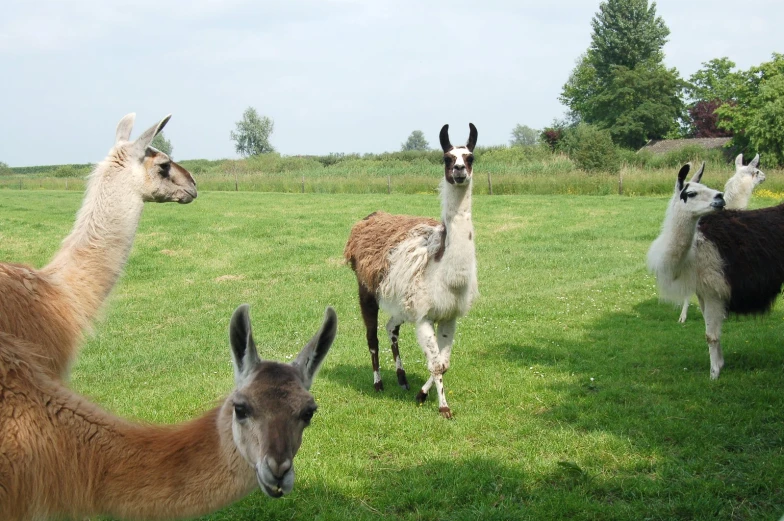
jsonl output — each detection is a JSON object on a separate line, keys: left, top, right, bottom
{"left": 415, "top": 390, "right": 428, "bottom": 404}
{"left": 439, "top": 407, "right": 453, "bottom": 419}
{"left": 374, "top": 381, "right": 384, "bottom": 391}
{"left": 396, "top": 369, "right": 410, "bottom": 390}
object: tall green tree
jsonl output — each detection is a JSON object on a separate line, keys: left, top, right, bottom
{"left": 560, "top": 0, "right": 682, "bottom": 148}
{"left": 589, "top": 0, "right": 669, "bottom": 77}
{"left": 716, "top": 53, "right": 784, "bottom": 165}
{"left": 151, "top": 131, "right": 173, "bottom": 156}
{"left": 231, "top": 107, "right": 275, "bottom": 157}
{"left": 401, "top": 130, "right": 429, "bottom": 151}
{"left": 509, "top": 124, "right": 539, "bottom": 146}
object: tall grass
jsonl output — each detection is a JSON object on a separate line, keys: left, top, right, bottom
{"left": 6, "top": 145, "right": 783, "bottom": 197}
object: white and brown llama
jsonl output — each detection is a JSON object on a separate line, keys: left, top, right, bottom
{"left": 0, "top": 304, "right": 336, "bottom": 521}
{"left": 648, "top": 161, "right": 784, "bottom": 379}
{"left": 677, "top": 153, "right": 766, "bottom": 322}
{"left": 0, "top": 113, "right": 196, "bottom": 378}
{"left": 344, "top": 123, "right": 478, "bottom": 418}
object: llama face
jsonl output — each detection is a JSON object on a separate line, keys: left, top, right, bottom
{"left": 230, "top": 363, "right": 318, "bottom": 498}
{"left": 735, "top": 153, "right": 766, "bottom": 186}
{"left": 112, "top": 113, "right": 197, "bottom": 204}
{"left": 228, "top": 305, "right": 336, "bottom": 498}
{"left": 676, "top": 163, "right": 725, "bottom": 217}
{"left": 140, "top": 149, "right": 197, "bottom": 204}
{"left": 440, "top": 123, "right": 478, "bottom": 185}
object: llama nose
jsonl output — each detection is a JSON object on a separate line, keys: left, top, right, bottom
{"left": 266, "top": 456, "right": 292, "bottom": 478}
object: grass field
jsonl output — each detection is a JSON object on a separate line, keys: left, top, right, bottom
{"left": 1, "top": 189, "right": 783, "bottom": 520}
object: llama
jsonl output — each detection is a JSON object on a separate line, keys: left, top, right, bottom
{"left": 0, "top": 304, "right": 336, "bottom": 521}
{"left": 0, "top": 113, "right": 197, "bottom": 378}
{"left": 649, "top": 162, "right": 784, "bottom": 379}
{"left": 677, "top": 153, "right": 766, "bottom": 322}
{"left": 344, "top": 123, "right": 478, "bottom": 419}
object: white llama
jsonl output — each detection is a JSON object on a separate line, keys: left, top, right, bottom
{"left": 677, "top": 153, "right": 765, "bottom": 322}
{"left": 0, "top": 305, "right": 336, "bottom": 520}
{"left": 0, "top": 113, "right": 197, "bottom": 378}
{"left": 344, "top": 123, "right": 479, "bottom": 418}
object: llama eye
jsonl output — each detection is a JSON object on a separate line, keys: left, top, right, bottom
{"left": 300, "top": 408, "right": 316, "bottom": 424}
{"left": 234, "top": 403, "right": 249, "bottom": 420}
{"left": 466, "top": 156, "right": 474, "bottom": 165}
{"left": 687, "top": 192, "right": 697, "bottom": 198}
{"left": 159, "top": 163, "right": 171, "bottom": 177}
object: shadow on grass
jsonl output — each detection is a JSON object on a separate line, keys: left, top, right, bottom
{"left": 199, "top": 456, "right": 638, "bottom": 521}
{"left": 320, "top": 363, "right": 428, "bottom": 403}
{"left": 485, "top": 297, "right": 784, "bottom": 519}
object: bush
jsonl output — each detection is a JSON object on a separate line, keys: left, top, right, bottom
{"left": 558, "top": 124, "right": 620, "bottom": 174}
{"left": 0, "top": 161, "right": 11, "bottom": 176}
{"left": 52, "top": 164, "right": 91, "bottom": 178}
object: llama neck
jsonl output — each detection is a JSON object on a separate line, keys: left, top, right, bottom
{"left": 440, "top": 179, "right": 474, "bottom": 252}
{"left": 43, "top": 159, "right": 145, "bottom": 324}
{"left": 651, "top": 198, "right": 701, "bottom": 276}
{"left": 84, "top": 402, "right": 255, "bottom": 519}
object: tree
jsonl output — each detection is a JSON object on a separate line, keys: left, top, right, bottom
{"left": 716, "top": 53, "right": 784, "bottom": 165}
{"left": 230, "top": 107, "right": 275, "bottom": 157}
{"left": 688, "top": 100, "right": 732, "bottom": 138}
{"left": 589, "top": 0, "right": 669, "bottom": 77}
{"left": 0, "top": 161, "right": 10, "bottom": 175}
{"left": 151, "top": 131, "right": 173, "bottom": 156}
{"left": 401, "top": 130, "right": 429, "bottom": 151}
{"left": 687, "top": 57, "right": 739, "bottom": 103}
{"left": 560, "top": 0, "right": 682, "bottom": 148}
{"left": 591, "top": 61, "right": 685, "bottom": 149}
{"left": 559, "top": 123, "right": 620, "bottom": 174}
{"left": 509, "top": 124, "right": 539, "bottom": 146}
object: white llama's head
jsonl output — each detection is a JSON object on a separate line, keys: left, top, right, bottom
{"left": 112, "top": 113, "right": 197, "bottom": 203}
{"left": 439, "top": 123, "right": 478, "bottom": 185}
{"left": 674, "top": 162, "right": 725, "bottom": 217}
{"left": 735, "top": 153, "right": 766, "bottom": 186}
{"left": 227, "top": 305, "right": 336, "bottom": 498}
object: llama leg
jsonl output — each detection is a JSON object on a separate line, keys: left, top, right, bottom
{"left": 415, "top": 320, "right": 452, "bottom": 418}
{"left": 417, "top": 375, "right": 434, "bottom": 404}
{"left": 358, "top": 284, "right": 383, "bottom": 391}
{"left": 700, "top": 297, "right": 726, "bottom": 379}
{"left": 433, "top": 319, "right": 457, "bottom": 418}
{"left": 386, "top": 318, "right": 409, "bottom": 390}
{"left": 678, "top": 297, "right": 690, "bottom": 323}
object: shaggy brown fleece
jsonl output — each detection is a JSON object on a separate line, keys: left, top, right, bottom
{"left": 0, "top": 263, "right": 81, "bottom": 378}
{"left": 344, "top": 211, "right": 440, "bottom": 293}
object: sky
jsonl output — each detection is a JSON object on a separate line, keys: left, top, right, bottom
{"left": 1, "top": 0, "right": 781, "bottom": 166}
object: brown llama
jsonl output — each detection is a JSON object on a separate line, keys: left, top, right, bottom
{"left": 0, "top": 304, "right": 336, "bottom": 520}
{"left": 0, "top": 113, "right": 196, "bottom": 378}
{"left": 344, "top": 123, "right": 479, "bottom": 418}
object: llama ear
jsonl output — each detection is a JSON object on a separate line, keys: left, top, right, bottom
{"left": 466, "top": 123, "right": 478, "bottom": 152}
{"left": 229, "top": 304, "right": 261, "bottom": 384}
{"left": 690, "top": 162, "right": 705, "bottom": 183}
{"left": 293, "top": 307, "right": 337, "bottom": 390}
{"left": 735, "top": 154, "right": 744, "bottom": 169}
{"left": 750, "top": 154, "right": 760, "bottom": 168}
{"left": 115, "top": 113, "right": 136, "bottom": 144}
{"left": 676, "top": 163, "right": 690, "bottom": 191}
{"left": 131, "top": 114, "right": 172, "bottom": 159}
{"left": 439, "top": 124, "right": 452, "bottom": 152}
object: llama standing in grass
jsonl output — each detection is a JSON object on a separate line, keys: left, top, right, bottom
{"left": 0, "top": 304, "right": 336, "bottom": 521}
{"left": 677, "top": 153, "right": 766, "bottom": 322}
{"left": 0, "top": 113, "right": 196, "bottom": 378}
{"left": 649, "top": 162, "right": 784, "bottom": 379}
{"left": 344, "top": 123, "right": 478, "bottom": 419}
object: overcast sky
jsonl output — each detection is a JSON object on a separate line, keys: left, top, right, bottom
{"left": 1, "top": 0, "right": 781, "bottom": 166}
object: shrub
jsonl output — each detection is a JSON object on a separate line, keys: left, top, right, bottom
{"left": 52, "top": 165, "right": 91, "bottom": 178}
{"left": 558, "top": 124, "right": 620, "bottom": 174}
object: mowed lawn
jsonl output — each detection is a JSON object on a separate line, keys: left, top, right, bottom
{"left": 1, "top": 189, "right": 783, "bottom": 520}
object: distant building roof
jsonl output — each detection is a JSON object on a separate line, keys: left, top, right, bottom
{"left": 639, "top": 137, "right": 731, "bottom": 154}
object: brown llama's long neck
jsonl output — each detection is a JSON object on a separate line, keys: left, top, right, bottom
{"left": 42, "top": 159, "right": 145, "bottom": 327}
{"left": 47, "top": 391, "right": 256, "bottom": 520}
{"left": 93, "top": 405, "right": 255, "bottom": 520}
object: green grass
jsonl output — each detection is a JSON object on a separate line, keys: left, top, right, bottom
{"left": 1, "top": 190, "right": 783, "bottom": 520}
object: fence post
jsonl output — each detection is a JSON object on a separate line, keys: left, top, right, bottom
{"left": 618, "top": 169, "right": 623, "bottom": 195}
{"left": 234, "top": 171, "right": 238, "bottom": 192}
{"left": 65, "top": 179, "right": 68, "bottom": 190}
{"left": 387, "top": 175, "right": 391, "bottom": 194}
{"left": 19, "top": 179, "right": 22, "bottom": 190}
{"left": 301, "top": 175, "right": 305, "bottom": 194}
{"left": 487, "top": 172, "right": 493, "bottom": 195}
